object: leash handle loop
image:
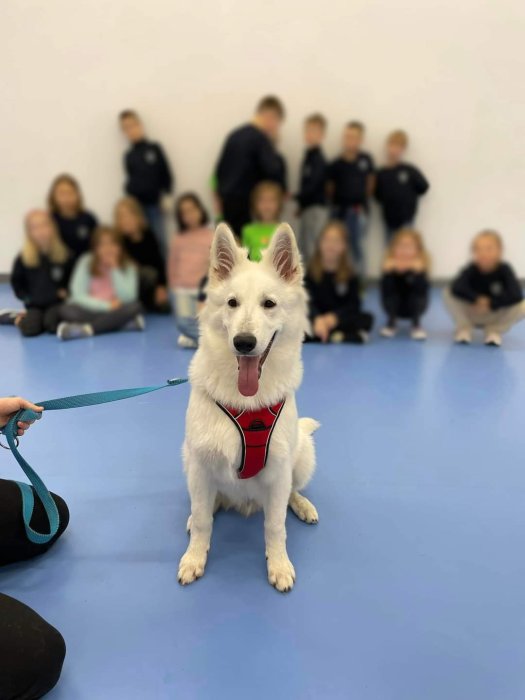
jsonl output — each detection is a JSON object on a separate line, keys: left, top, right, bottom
{"left": 1, "top": 378, "right": 188, "bottom": 544}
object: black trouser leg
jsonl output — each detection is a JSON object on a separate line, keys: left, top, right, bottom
{"left": 0, "top": 594, "right": 65, "bottom": 700}
{"left": 0, "top": 479, "right": 69, "bottom": 699}
{"left": 221, "top": 196, "right": 251, "bottom": 239}
{"left": 0, "top": 479, "right": 70, "bottom": 566}
{"left": 43, "top": 304, "right": 63, "bottom": 334}
{"left": 60, "top": 302, "right": 142, "bottom": 335}
{"left": 18, "top": 309, "right": 45, "bottom": 337}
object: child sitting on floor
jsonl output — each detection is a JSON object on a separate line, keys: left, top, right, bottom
{"left": 380, "top": 229, "right": 430, "bottom": 340}
{"left": 443, "top": 230, "right": 525, "bottom": 347}
{"left": 48, "top": 174, "right": 98, "bottom": 260}
{"left": 305, "top": 221, "right": 374, "bottom": 344}
{"left": 168, "top": 193, "right": 213, "bottom": 347}
{"left": 56, "top": 227, "right": 143, "bottom": 341}
{"left": 8, "top": 210, "right": 73, "bottom": 337}
{"left": 241, "top": 181, "right": 283, "bottom": 261}
{"left": 114, "top": 197, "right": 169, "bottom": 313}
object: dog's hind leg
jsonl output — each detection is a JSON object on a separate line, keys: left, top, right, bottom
{"left": 289, "top": 417, "right": 320, "bottom": 524}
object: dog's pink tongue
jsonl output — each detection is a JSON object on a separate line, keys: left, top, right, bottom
{"left": 238, "top": 356, "right": 259, "bottom": 396}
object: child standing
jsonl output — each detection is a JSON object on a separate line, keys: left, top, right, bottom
{"left": 10, "top": 210, "right": 73, "bottom": 337}
{"left": 168, "top": 193, "right": 213, "bottom": 347}
{"left": 296, "top": 113, "right": 328, "bottom": 265}
{"left": 48, "top": 174, "right": 98, "bottom": 260}
{"left": 380, "top": 229, "right": 430, "bottom": 340}
{"left": 241, "top": 181, "right": 283, "bottom": 261}
{"left": 57, "top": 227, "right": 143, "bottom": 341}
{"left": 444, "top": 230, "right": 525, "bottom": 347}
{"left": 119, "top": 110, "right": 174, "bottom": 258}
{"left": 114, "top": 197, "right": 169, "bottom": 313}
{"left": 327, "top": 121, "right": 375, "bottom": 270}
{"left": 305, "top": 221, "right": 374, "bottom": 344}
{"left": 375, "top": 130, "right": 430, "bottom": 241}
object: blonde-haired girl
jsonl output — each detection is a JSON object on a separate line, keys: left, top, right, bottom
{"left": 380, "top": 228, "right": 430, "bottom": 340}
{"left": 48, "top": 174, "right": 98, "bottom": 259}
{"left": 305, "top": 220, "right": 373, "bottom": 344}
{"left": 9, "top": 210, "right": 73, "bottom": 336}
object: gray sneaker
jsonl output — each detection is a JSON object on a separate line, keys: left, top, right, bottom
{"left": 124, "top": 315, "right": 146, "bottom": 332}
{"left": 57, "top": 322, "right": 94, "bottom": 341}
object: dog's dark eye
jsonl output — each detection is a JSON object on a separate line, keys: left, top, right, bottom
{"left": 228, "top": 298, "right": 238, "bottom": 308}
{"left": 263, "top": 299, "right": 276, "bottom": 309}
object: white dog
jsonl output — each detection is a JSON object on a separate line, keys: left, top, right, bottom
{"left": 178, "top": 223, "right": 319, "bottom": 592}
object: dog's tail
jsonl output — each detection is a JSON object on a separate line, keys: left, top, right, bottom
{"left": 299, "top": 417, "right": 321, "bottom": 435}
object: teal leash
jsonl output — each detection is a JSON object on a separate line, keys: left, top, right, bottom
{"left": 0, "top": 378, "right": 188, "bottom": 545}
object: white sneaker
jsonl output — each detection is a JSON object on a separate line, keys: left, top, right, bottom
{"left": 124, "top": 315, "right": 146, "bottom": 332}
{"left": 358, "top": 330, "right": 370, "bottom": 344}
{"left": 485, "top": 332, "right": 502, "bottom": 347}
{"left": 57, "top": 322, "right": 94, "bottom": 341}
{"left": 380, "top": 326, "right": 397, "bottom": 338}
{"left": 454, "top": 328, "right": 472, "bottom": 345}
{"left": 177, "top": 334, "right": 198, "bottom": 349}
{"left": 411, "top": 327, "right": 427, "bottom": 341}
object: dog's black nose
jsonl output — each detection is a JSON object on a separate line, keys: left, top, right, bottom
{"left": 234, "top": 333, "right": 257, "bottom": 354}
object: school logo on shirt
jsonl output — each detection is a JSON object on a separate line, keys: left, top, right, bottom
{"left": 145, "top": 150, "right": 157, "bottom": 164}
{"left": 77, "top": 225, "right": 89, "bottom": 239}
{"left": 358, "top": 158, "right": 369, "bottom": 171}
{"left": 51, "top": 266, "right": 63, "bottom": 282}
{"left": 398, "top": 170, "right": 409, "bottom": 184}
{"left": 336, "top": 281, "right": 349, "bottom": 296}
{"left": 490, "top": 281, "right": 503, "bottom": 296}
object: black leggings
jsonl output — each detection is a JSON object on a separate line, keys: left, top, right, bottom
{"left": 381, "top": 274, "right": 429, "bottom": 326}
{"left": 19, "top": 305, "right": 62, "bottom": 338}
{"left": 0, "top": 479, "right": 69, "bottom": 699}
{"left": 59, "top": 301, "right": 142, "bottom": 335}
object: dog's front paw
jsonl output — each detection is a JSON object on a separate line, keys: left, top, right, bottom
{"left": 178, "top": 549, "right": 207, "bottom": 585}
{"left": 289, "top": 492, "right": 319, "bottom": 524}
{"left": 267, "top": 555, "right": 296, "bottom": 593}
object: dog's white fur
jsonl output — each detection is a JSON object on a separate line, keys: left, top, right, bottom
{"left": 178, "top": 223, "right": 319, "bottom": 592}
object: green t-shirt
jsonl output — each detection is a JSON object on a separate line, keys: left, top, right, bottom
{"left": 241, "top": 222, "right": 277, "bottom": 261}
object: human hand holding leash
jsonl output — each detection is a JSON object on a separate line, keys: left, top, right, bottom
{"left": 0, "top": 397, "right": 43, "bottom": 437}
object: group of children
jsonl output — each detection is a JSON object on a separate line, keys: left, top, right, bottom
{"left": 2, "top": 105, "right": 524, "bottom": 348}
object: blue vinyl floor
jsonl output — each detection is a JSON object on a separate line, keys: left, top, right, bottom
{"left": 2, "top": 284, "right": 525, "bottom": 700}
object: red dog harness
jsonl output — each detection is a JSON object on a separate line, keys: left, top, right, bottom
{"left": 216, "top": 400, "right": 286, "bottom": 479}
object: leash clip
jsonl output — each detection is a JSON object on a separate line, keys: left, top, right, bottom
{"left": 0, "top": 433, "right": 19, "bottom": 450}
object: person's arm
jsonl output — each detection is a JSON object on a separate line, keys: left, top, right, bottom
{"left": 374, "top": 171, "right": 384, "bottom": 204}
{"left": 411, "top": 166, "right": 430, "bottom": 195}
{"left": 333, "top": 277, "right": 361, "bottom": 326}
{"left": 10, "top": 256, "right": 29, "bottom": 303}
{"left": 325, "top": 161, "right": 337, "bottom": 204}
{"left": 157, "top": 144, "right": 173, "bottom": 194}
{"left": 257, "top": 136, "right": 283, "bottom": 183}
{"left": 366, "top": 156, "right": 376, "bottom": 198}
{"left": 492, "top": 264, "right": 523, "bottom": 309}
{"left": 146, "top": 230, "right": 167, "bottom": 285}
{"left": 112, "top": 264, "right": 139, "bottom": 305}
{"left": 451, "top": 266, "right": 478, "bottom": 303}
{"left": 69, "top": 256, "right": 112, "bottom": 311}
{"left": 0, "top": 397, "right": 43, "bottom": 437}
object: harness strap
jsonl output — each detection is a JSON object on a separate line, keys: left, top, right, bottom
{"left": 0, "top": 378, "right": 187, "bottom": 544}
{"left": 216, "top": 400, "right": 285, "bottom": 479}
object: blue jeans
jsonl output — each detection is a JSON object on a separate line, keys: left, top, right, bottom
{"left": 333, "top": 206, "right": 368, "bottom": 271}
{"left": 170, "top": 290, "right": 199, "bottom": 342}
{"left": 143, "top": 204, "right": 166, "bottom": 259}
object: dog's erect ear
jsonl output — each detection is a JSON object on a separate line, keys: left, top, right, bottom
{"left": 266, "top": 223, "right": 302, "bottom": 283}
{"left": 210, "top": 223, "right": 240, "bottom": 282}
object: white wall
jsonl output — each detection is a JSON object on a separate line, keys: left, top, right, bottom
{"left": 2, "top": 0, "right": 525, "bottom": 276}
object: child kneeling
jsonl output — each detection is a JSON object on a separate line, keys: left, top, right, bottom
{"left": 380, "top": 229, "right": 430, "bottom": 340}
{"left": 305, "top": 221, "right": 373, "bottom": 344}
{"left": 444, "top": 230, "right": 524, "bottom": 347}
{"left": 57, "top": 227, "right": 143, "bottom": 341}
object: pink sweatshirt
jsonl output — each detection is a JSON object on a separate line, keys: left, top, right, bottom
{"left": 168, "top": 227, "right": 213, "bottom": 289}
